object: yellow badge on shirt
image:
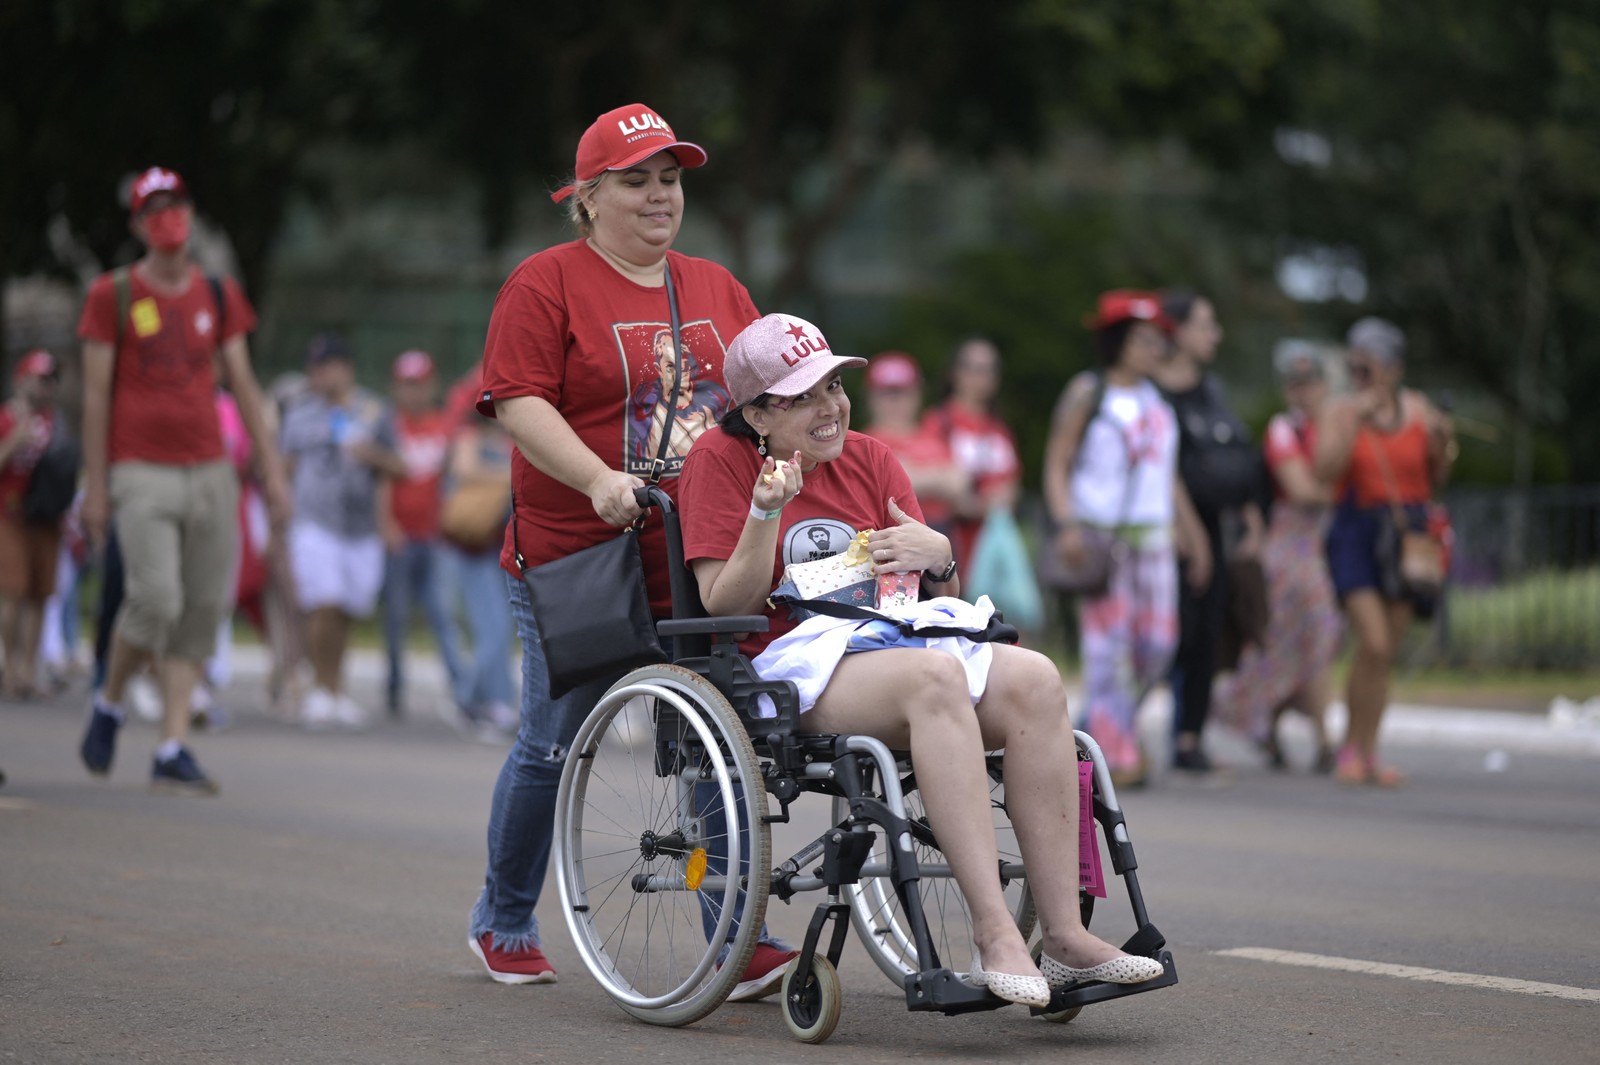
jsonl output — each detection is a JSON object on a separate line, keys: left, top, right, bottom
{"left": 131, "top": 297, "right": 162, "bottom": 338}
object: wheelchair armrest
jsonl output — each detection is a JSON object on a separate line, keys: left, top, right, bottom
{"left": 656, "top": 615, "right": 769, "bottom": 638}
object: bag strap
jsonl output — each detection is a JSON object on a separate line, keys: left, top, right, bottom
{"left": 768, "top": 594, "right": 1019, "bottom": 644}
{"left": 112, "top": 265, "right": 132, "bottom": 349}
{"left": 1365, "top": 410, "right": 1412, "bottom": 529}
{"left": 511, "top": 263, "right": 683, "bottom": 573}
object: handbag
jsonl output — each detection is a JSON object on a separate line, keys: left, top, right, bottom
{"left": 1038, "top": 384, "right": 1135, "bottom": 598}
{"left": 441, "top": 479, "right": 512, "bottom": 550}
{"left": 966, "top": 506, "right": 1044, "bottom": 630}
{"left": 513, "top": 268, "right": 687, "bottom": 699}
{"left": 1370, "top": 432, "right": 1447, "bottom": 603}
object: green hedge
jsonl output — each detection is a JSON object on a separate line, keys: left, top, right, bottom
{"left": 1434, "top": 568, "right": 1600, "bottom": 670}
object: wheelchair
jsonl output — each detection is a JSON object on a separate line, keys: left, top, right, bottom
{"left": 552, "top": 487, "right": 1176, "bottom": 1044}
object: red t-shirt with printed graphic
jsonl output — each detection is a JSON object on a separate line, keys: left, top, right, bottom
{"left": 77, "top": 265, "right": 257, "bottom": 466}
{"left": 679, "top": 428, "right": 923, "bottom": 657}
{"left": 391, "top": 409, "right": 452, "bottom": 539}
{"left": 477, "top": 240, "right": 759, "bottom": 613}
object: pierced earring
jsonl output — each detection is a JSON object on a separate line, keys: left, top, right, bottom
{"left": 757, "top": 435, "right": 767, "bottom": 457}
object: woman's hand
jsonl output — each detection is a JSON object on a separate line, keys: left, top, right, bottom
{"left": 1054, "top": 523, "right": 1089, "bottom": 570}
{"left": 589, "top": 468, "right": 647, "bottom": 526}
{"left": 865, "top": 498, "right": 950, "bottom": 574}
{"left": 752, "top": 450, "right": 804, "bottom": 512}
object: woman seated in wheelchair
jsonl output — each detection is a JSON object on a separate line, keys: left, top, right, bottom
{"left": 678, "top": 313, "right": 1165, "bottom": 1008}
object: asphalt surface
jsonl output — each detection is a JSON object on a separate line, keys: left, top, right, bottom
{"left": 2, "top": 658, "right": 1597, "bottom": 1065}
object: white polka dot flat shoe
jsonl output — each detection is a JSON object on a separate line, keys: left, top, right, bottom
{"left": 1039, "top": 951, "right": 1165, "bottom": 988}
{"left": 960, "top": 953, "right": 1051, "bottom": 1008}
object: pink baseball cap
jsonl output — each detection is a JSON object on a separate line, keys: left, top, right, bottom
{"left": 14, "top": 349, "right": 57, "bottom": 380}
{"left": 129, "top": 167, "right": 190, "bottom": 216}
{"left": 725, "top": 313, "right": 866, "bottom": 408}
{"left": 865, "top": 351, "right": 922, "bottom": 391}
{"left": 392, "top": 349, "right": 436, "bottom": 380}
{"left": 550, "top": 104, "right": 707, "bottom": 203}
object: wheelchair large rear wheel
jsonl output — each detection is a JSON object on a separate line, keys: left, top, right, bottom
{"left": 555, "top": 665, "right": 771, "bottom": 1027}
{"left": 838, "top": 753, "right": 1036, "bottom": 984}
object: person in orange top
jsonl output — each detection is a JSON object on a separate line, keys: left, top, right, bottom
{"left": 1316, "top": 318, "right": 1456, "bottom": 786}
{"left": 924, "top": 337, "right": 1021, "bottom": 575}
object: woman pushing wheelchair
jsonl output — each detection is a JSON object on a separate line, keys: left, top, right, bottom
{"left": 678, "top": 313, "right": 1165, "bottom": 1008}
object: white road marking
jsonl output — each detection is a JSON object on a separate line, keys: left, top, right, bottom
{"left": 1216, "top": 947, "right": 1600, "bottom": 1002}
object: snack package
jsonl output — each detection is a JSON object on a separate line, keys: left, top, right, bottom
{"left": 876, "top": 571, "right": 921, "bottom": 611}
{"left": 778, "top": 530, "right": 877, "bottom": 608}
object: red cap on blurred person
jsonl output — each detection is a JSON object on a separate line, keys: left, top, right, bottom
{"left": 129, "top": 167, "right": 190, "bottom": 216}
{"left": 1085, "top": 290, "right": 1173, "bottom": 333}
{"left": 551, "top": 104, "right": 707, "bottom": 203}
{"left": 14, "top": 349, "right": 57, "bottom": 380}
{"left": 392, "top": 350, "right": 436, "bottom": 381}
{"left": 865, "top": 352, "right": 922, "bottom": 391}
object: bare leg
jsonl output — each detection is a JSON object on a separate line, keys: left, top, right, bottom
{"left": 0, "top": 594, "right": 19, "bottom": 696}
{"left": 1341, "top": 591, "right": 1393, "bottom": 760}
{"left": 802, "top": 648, "right": 1040, "bottom": 979}
{"left": 157, "top": 655, "right": 202, "bottom": 746}
{"left": 976, "top": 645, "right": 1131, "bottom": 970}
{"left": 102, "top": 629, "right": 154, "bottom": 705}
{"left": 306, "top": 606, "right": 348, "bottom": 695}
{"left": 14, "top": 599, "right": 45, "bottom": 694}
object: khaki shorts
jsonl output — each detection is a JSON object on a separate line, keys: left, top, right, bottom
{"left": 109, "top": 459, "right": 239, "bottom": 661}
{"left": 0, "top": 515, "right": 61, "bottom": 601}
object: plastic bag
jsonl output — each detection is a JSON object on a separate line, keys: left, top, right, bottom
{"left": 965, "top": 507, "right": 1044, "bottom": 632}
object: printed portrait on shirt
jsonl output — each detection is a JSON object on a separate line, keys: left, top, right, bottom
{"left": 621, "top": 320, "right": 731, "bottom": 476}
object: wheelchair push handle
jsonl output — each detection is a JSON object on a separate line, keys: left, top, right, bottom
{"left": 633, "top": 484, "right": 675, "bottom": 516}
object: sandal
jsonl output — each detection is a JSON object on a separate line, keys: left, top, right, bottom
{"left": 1333, "top": 744, "right": 1368, "bottom": 785}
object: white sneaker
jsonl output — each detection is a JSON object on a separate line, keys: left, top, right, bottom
{"left": 301, "top": 687, "right": 338, "bottom": 731}
{"left": 333, "top": 694, "right": 369, "bottom": 731}
{"left": 484, "top": 701, "right": 519, "bottom": 734}
{"left": 128, "top": 673, "right": 162, "bottom": 722}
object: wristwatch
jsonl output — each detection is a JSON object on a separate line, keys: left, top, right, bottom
{"left": 931, "top": 557, "right": 958, "bottom": 584}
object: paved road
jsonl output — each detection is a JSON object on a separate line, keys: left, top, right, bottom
{"left": 2, "top": 673, "right": 1596, "bottom": 1065}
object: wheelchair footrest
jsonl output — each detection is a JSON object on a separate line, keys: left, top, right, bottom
{"left": 903, "top": 969, "right": 1012, "bottom": 1015}
{"left": 1031, "top": 948, "right": 1178, "bottom": 1016}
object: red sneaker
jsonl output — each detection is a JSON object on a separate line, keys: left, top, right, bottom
{"left": 469, "top": 933, "right": 557, "bottom": 985}
{"left": 727, "top": 943, "right": 800, "bottom": 1002}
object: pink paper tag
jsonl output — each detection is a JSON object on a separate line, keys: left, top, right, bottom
{"left": 1078, "top": 760, "right": 1107, "bottom": 898}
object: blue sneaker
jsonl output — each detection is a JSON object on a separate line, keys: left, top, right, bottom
{"left": 150, "top": 746, "right": 220, "bottom": 795}
{"left": 79, "top": 703, "right": 123, "bottom": 776}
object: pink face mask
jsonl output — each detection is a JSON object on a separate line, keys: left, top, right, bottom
{"left": 142, "top": 206, "right": 191, "bottom": 252}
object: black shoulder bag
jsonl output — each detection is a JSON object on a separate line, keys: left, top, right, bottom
{"left": 513, "top": 268, "right": 685, "bottom": 699}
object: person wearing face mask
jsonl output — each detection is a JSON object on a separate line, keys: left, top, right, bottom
{"left": 466, "top": 103, "right": 794, "bottom": 995}
{"left": 1315, "top": 318, "right": 1456, "bottom": 786}
{"left": 74, "top": 167, "right": 291, "bottom": 795}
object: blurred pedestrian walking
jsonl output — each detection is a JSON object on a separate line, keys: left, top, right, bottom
{"left": 1042, "top": 292, "right": 1208, "bottom": 785}
{"left": 0, "top": 350, "right": 76, "bottom": 700}
{"left": 859, "top": 351, "right": 966, "bottom": 535}
{"left": 1154, "top": 289, "right": 1268, "bottom": 775}
{"left": 1212, "top": 342, "right": 1342, "bottom": 772}
{"left": 1315, "top": 318, "right": 1456, "bottom": 786}
{"left": 75, "top": 167, "right": 291, "bottom": 794}
{"left": 381, "top": 349, "right": 466, "bottom": 720}
{"left": 279, "top": 332, "right": 404, "bottom": 730}
{"left": 925, "top": 336, "right": 1021, "bottom": 576}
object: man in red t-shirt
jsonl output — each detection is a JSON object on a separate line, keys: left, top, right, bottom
{"left": 75, "top": 167, "right": 291, "bottom": 795}
{"left": 0, "top": 350, "right": 68, "bottom": 699}
{"left": 380, "top": 349, "right": 465, "bottom": 718}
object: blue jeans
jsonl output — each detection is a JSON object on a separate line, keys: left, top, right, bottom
{"left": 447, "top": 546, "right": 513, "bottom": 710}
{"left": 469, "top": 572, "right": 784, "bottom": 956}
{"left": 383, "top": 538, "right": 465, "bottom": 709}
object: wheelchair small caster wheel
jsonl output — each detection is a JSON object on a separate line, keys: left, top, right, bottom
{"left": 1030, "top": 942, "right": 1082, "bottom": 1024}
{"left": 781, "top": 956, "right": 842, "bottom": 1044}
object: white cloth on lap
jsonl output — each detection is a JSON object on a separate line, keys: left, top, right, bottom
{"left": 751, "top": 595, "right": 1000, "bottom": 715}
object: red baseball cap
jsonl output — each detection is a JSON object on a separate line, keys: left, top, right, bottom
{"left": 725, "top": 313, "right": 866, "bottom": 408}
{"left": 550, "top": 104, "right": 707, "bottom": 203}
{"left": 1085, "top": 289, "right": 1173, "bottom": 333}
{"left": 865, "top": 351, "right": 923, "bottom": 391}
{"left": 14, "top": 349, "right": 57, "bottom": 380}
{"left": 392, "top": 349, "right": 436, "bottom": 381}
{"left": 129, "top": 167, "right": 190, "bottom": 216}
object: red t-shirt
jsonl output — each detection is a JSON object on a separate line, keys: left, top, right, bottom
{"left": 77, "top": 265, "right": 257, "bottom": 465}
{"left": 861, "top": 422, "right": 956, "bottom": 528}
{"left": 391, "top": 409, "right": 453, "bottom": 539}
{"left": 679, "top": 428, "right": 922, "bottom": 657}
{"left": 477, "top": 240, "right": 759, "bottom": 613}
{"left": 1341, "top": 412, "right": 1432, "bottom": 508}
{"left": 1263, "top": 411, "right": 1317, "bottom": 500}
{"left": 0, "top": 406, "right": 55, "bottom": 519}
{"left": 923, "top": 401, "right": 1019, "bottom": 570}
